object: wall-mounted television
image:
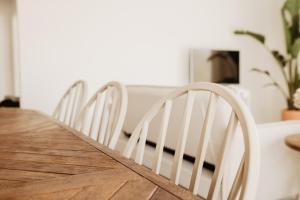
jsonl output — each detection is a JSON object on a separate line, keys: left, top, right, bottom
{"left": 189, "top": 49, "right": 240, "bottom": 84}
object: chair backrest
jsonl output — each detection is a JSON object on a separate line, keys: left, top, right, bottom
{"left": 75, "top": 81, "right": 128, "bottom": 150}
{"left": 53, "top": 80, "right": 87, "bottom": 127}
{"left": 123, "top": 82, "right": 259, "bottom": 200}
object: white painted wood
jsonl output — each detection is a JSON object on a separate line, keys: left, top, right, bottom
{"left": 108, "top": 91, "right": 121, "bottom": 148}
{"left": 99, "top": 87, "right": 113, "bottom": 144}
{"left": 69, "top": 87, "right": 80, "bottom": 125}
{"left": 63, "top": 90, "right": 72, "bottom": 123}
{"left": 207, "top": 111, "right": 238, "bottom": 200}
{"left": 75, "top": 81, "right": 128, "bottom": 151}
{"left": 88, "top": 93, "right": 102, "bottom": 137}
{"left": 135, "top": 121, "right": 149, "bottom": 164}
{"left": 98, "top": 108, "right": 109, "bottom": 143}
{"left": 170, "top": 91, "right": 196, "bottom": 184}
{"left": 228, "top": 157, "right": 245, "bottom": 200}
{"left": 189, "top": 93, "right": 218, "bottom": 194}
{"left": 123, "top": 99, "right": 164, "bottom": 158}
{"left": 53, "top": 80, "right": 87, "bottom": 128}
{"left": 104, "top": 88, "right": 119, "bottom": 146}
{"left": 152, "top": 100, "right": 173, "bottom": 174}
{"left": 123, "top": 82, "right": 259, "bottom": 200}
{"left": 95, "top": 94, "right": 106, "bottom": 142}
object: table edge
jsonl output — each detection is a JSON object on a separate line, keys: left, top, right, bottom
{"left": 285, "top": 134, "right": 300, "bottom": 152}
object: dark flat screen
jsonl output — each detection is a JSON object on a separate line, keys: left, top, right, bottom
{"left": 189, "top": 49, "right": 239, "bottom": 84}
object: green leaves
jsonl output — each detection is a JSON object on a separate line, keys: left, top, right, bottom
{"left": 234, "top": 30, "right": 288, "bottom": 67}
{"left": 281, "top": 0, "right": 300, "bottom": 58}
{"left": 251, "top": 68, "right": 270, "bottom": 75}
{"left": 291, "top": 38, "right": 300, "bottom": 57}
{"left": 272, "top": 50, "right": 287, "bottom": 67}
{"left": 251, "top": 68, "right": 288, "bottom": 98}
{"left": 283, "top": 0, "right": 300, "bottom": 16}
{"left": 295, "top": 73, "right": 300, "bottom": 89}
{"left": 234, "top": 0, "right": 300, "bottom": 109}
{"left": 263, "top": 82, "right": 281, "bottom": 89}
{"left": 234, "top": 30, "right": 265, "bottom": 44}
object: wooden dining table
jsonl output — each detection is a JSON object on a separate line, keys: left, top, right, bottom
{"left": 0, "top": 108, "right": 202, "bottom": 200}
{"left": 285, "top": 134, "right": 300, "bottom": 152}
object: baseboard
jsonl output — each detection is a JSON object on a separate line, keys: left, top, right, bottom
{"left": 123, "top": 131, "right": 215, "bottom": 172}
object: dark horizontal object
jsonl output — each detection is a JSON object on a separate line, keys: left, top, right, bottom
{"left": 0, "top": 96, "right": 20, "bottom": 108}
{"left": 123, "top": 132, "right": 215, "bottom": 172}
{"left": 190, "top": 49, "right": 239, "bottom": 84}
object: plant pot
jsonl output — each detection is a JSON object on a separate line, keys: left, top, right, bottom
{"left": 282, "top": 110, "right": 300, "bottom": 120}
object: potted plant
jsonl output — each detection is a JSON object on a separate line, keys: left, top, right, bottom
{"left": 234, "top": 0, "right": 300, "bottom": 120}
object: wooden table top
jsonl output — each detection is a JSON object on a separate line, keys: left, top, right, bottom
{"left": 0, "top": 108, "right": 202, "bottom": 200}
{"left": 285, "top": 134, "right": 300, "bottom": 152}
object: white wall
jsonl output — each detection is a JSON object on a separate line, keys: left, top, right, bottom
{"left": 17, "top": 0, "right": 286, "bottom": 123}
{"left": 0, "top": 0, "right": 15, "bottom": 100}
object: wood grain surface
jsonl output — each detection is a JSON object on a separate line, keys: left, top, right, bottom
{"left": 285, "top": 134, "right": 300, "bottom": 152}
{"left": 0, "top": 108, "right": 203, "bottom": 200}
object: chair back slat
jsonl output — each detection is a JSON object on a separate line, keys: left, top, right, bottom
{"left": 98, "top": 88, "right": 112, "bottom": 143}
{"left": 123, "top": 99, "right": 165, "bottom": 158}
{"left": 123, "top": 124, "right": 142, "bottom": 157}
{"left": 69, "top": 88, "right": 80, "bottom": 125}
{"left": 88, "top": 93, "right": 102, "bottom": 137}
{"left": 55, "top": 99, "right": 64, "bottom": 120}
{"left": 107, "top": 89, "right": 122, "bottom": 148}
{"left": 123, "top": 83, "right": 259, "bottom": 199}
{"left": 104, "top": 88, "right": 119, "bottom": 146}
{"left": 228, "top": 157, "right": 245, "bottom": 199}
{"left": 53, "top": 80, "right": 87, "bottom": 127}
{"left": 63, "top": 90, "right": 73, "bottom": 123}
{"left": 135, "top": 121, "right": 149, "bottom": 164}
{"left": 207, "top": 111, "right": 238, "bottom": 200}
{"left": 152, "top": 100, "right": 173, "bottom": 174}
{"left": 189, "top": 92, "right": 218, "bottom": 193}
{"left": 170, "top": 91, "right": 196, "bottom": 184}
{"left": 64, "top": 90, "right": 76, "bottom": 124}
{"left": 75, "top": 81, "right": 127, "bottom": 151}
{"left": 93, "top": 94, "right": 105, "bottom": 142}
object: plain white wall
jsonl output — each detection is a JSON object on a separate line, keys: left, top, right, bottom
{"left": 16, "top": 0, "right": 287, "bottom": 122}
{"left": 0, "top": 0, "right": 15, "bottom": 100}
{"left": 11, "top": 0, "right": 21, "bottom": 97}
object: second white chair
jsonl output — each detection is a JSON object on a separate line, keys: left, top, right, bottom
{"left": 123, "top": 82, "right": 259, "bottom": 200}
{"left": 75, "top": 81, "right": 128, "bottom": 150}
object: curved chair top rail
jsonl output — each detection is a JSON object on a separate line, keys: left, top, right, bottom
{"left": 53, "top": 80, "right": 87, "bottom": 127}
{"left": 123, "top": 82, "right": 259, "bottom": 200}
{"left": 75, "top": 81, "right": 128, "bottom": 150}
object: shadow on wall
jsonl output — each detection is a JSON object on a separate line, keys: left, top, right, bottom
{"left": 0, "top": 0, "right": 16, "bottom": 101}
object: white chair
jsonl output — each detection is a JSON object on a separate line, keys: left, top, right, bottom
{"left": 75, "top": 81, "right": 128, "bottom": 150}
{"left": 123, "top": 82, "right": 259, "bottom": 200}
{"left": 53, "top": 80, "right": 87, "bottom": 127}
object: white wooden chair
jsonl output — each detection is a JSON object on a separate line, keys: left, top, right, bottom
{"left": 53, "top": 80, "right": 87, "bottom": 127}
{"left": 123, "top": 82, "right": 259, "bottom": 200}
{"left": 75, "top": 81, "right": 128, "bottom": 150}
